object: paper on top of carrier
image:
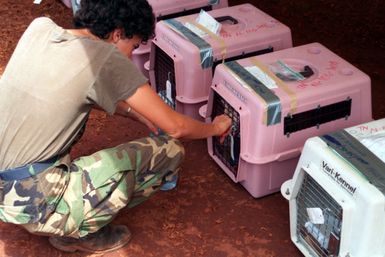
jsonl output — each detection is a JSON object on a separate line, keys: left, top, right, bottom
{"left": 321, "top": 128, "right": 385, "bottom": 197}
{"left": 184, "top": 10, "right": 221, "bottom": 37}
{"left": 196, "top": 10, "right": 222, "bottom": 35}
{"left": 184, "top": 23, "right": 207, "bottom": 38}
{"left": 164, "top": 19, "right": 214, "bottom": 69}
{"left": 33, "top": 0, "right": 42, "bottom": 4}
{"left": 224, "top": 60, "right": 282, "bottom": 126}
{"left": 357, "top": 136, "right": 385, "bottom": 162}
{"left": 346, "top": 120, "right": 385, "bottom": 163}
{"left": 306, "top": 208, "right": 325, "bottom": 224}
{"left": 245, "top": 66, "right": 278, "bottom": 89}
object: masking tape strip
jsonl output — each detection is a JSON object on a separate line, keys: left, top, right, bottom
{"left": 321, "top": 130, "right": 385, "bottom": 195}
{"left": 225, "top": 61, "right": 281, "bottom": 126}
{"left": 189, "top": 21, "right": 227, "bottom": 63}
{"left": 163, "top": 19, "right": 213, "bottom": 69}
{"left": 251, "top": 57, "right": 297, "bottom": 113}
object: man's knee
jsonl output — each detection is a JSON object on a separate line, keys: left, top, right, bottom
{"left": 165, "top": 136, "right": 185, "bottom": 160}
{"left": 150, "top": 135, "right": 185, "bottom": 169}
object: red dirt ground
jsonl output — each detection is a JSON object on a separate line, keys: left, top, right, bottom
{"left": 0, "top": 1, "right": 384, "bottom": 256}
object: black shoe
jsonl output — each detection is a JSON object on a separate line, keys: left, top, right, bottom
{"left": 48, "top": 224, "right": 131, "bottom": 253}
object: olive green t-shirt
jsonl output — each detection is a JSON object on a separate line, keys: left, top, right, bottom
{"left": 0, "top": 17, "right": 147, "bottom": 170}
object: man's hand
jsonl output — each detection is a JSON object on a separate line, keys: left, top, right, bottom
{"left": 212, "top": 114, "right": 232, "bottom": 143}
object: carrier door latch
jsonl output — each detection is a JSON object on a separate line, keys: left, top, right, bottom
{"left": 327, "top": 231, "right": 340, "bottom": 257}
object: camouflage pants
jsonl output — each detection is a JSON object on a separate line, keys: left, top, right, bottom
{"left": 19, "top": 135, "right": 184, "bottom": 238}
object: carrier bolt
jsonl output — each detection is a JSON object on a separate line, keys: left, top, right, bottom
{"left": 285, "top": 189, "right": 290, "bottom": 195}
{"left": 286, "top": 132, "right": 290, "bottom": 138}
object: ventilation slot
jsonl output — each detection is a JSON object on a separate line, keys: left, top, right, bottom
{"left": 154, "top": 45, "right": 176, "bottom": 109}
{"left": 296, "top": 172, "right": 342, "bottom": 257}
{"left": 211, "top": 92, "right": 241, "bottom": 176}
{"left": 284, "top": 98, "right": 352, "bottom": 135}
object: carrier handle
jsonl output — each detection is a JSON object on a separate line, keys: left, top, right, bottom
{"left": 299, "top": 65, "right": 314, "bottom": 78}
{"left": 214, "top": 16, "right": 238, "bottom": 25}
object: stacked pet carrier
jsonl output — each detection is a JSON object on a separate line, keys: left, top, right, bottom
{"left": 149, "top": 3, "right": 293, "bottom": 120}
{"left": 132, "top": 0, "right": 229, "bottom": 78}
{"left": 281, "top": 118, "right": 385, "bottom": 257}
{"left": 202, "top": 42, "right": 372, "bottom": 198}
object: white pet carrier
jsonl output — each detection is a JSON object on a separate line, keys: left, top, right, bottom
{"left": 281, "top": 118, "right": 385, "bottom": 257}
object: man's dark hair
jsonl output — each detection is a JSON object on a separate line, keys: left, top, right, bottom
{"left": 73, "top": 0, "right": 155, "bottom": 42}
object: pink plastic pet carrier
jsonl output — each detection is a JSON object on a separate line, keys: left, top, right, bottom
{"left": 149, "top": 3, "right": 293, "bottom": 120}
{"left": 202, "top": 42, "right": 372, "bottom": 198}
{"left": 132, "top": 0, "right": 229, "bottom": 78}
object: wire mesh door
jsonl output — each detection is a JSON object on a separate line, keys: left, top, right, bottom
{"left": 296, "top": 171, "right": 343, "bottom": 257}
{"left": 211, "top": 91, "right": 241, "bottom": 177}
{"left": 154, "top": 45, "right": 176, "bottom": 109}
